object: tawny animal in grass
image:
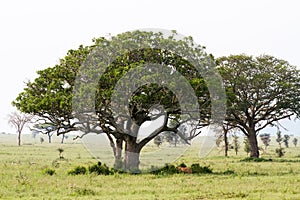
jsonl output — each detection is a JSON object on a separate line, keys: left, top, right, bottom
{"left": 177, "top": 166, "right": 192, "bottom": 174}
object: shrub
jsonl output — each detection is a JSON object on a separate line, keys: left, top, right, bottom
{"left": 42, "top": 168, "right": 55, "bottom": 176}
{"left": 275, "top": 148, "right": 285, "bottom": 157}
{"left": 190, "top": 163, "right": 213, "bottom": 174}
{"left": 150, "top": 164, "right": 179, "bottom": 175}
{"left": 68, "top": 166, "right": 87, "bottom": 175}
{"left": 240, "top": 157, "right": 273, "bottom": 162}
{"left": 150, "top": 163, "right": 213, "bottom": 174}
{"left": 88, "top": 162, "right": 113, "bottom": 175}
{"left": 178, "top": 163, "right": 187, "bottom": 167}
{"left": 223, "top": 169, "right": 235, "bottom": 175}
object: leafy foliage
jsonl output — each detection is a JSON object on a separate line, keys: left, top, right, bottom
{"left": 13, "top": 30, "right": 216, "bottom": 171}
{"left": 293, "top": 138, "right": 298, "bottom": 147}
{"left": 217, "top": 54, "right": 300, "bottom": 158}
{"left": 190, "top": 163, "right": 213, "bottom": 174}
{"left": 240, "top": 157, "right": 273, "bottom": 162}
{"left": 231, "top": 135, "right": 240, "bottom": 155}
{"left": 150, "top": 163, "right": 212, "bottom": 175}
{"left": 243, "top": 137, "right": 251, "bottom": 155}
{"left": 259, "top": 133, "right": 271, "bottom": 150}
{"left": 88, "top": 162, "right": 113, "bottom": 175}
{"left": 275, "top": 148, "right": 285, "bottom": 158}
{"left": 275, "top": 131, "right": 285, "bottom": 157}
{"left": 283, "top": 135, "right": 290, "bottom": 148}
{"left": 42, "top": 168, "right": 55, "bottom": 176}
{"left": 153, "top": 135, "right": 163, "bottom": 147}
{"left": 68, "top": 166, "right": 87, "bottom": 175}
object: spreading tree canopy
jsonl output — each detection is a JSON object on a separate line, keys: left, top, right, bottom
{"left": 14, "top": 30, "right": 224, "bottom": 172}
{"left": 217, "top": 54, "right": 300, "bottom": 158}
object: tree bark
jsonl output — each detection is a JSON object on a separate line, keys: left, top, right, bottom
{"left": 248, "top": 129, "right": 259, "bottom": 158}
{"left": 124, "top": 136, "right": 141, "bottom": 173}
{"left": 61, "top": 134, "right": 65, "bottom": 144}
{"left": 18, "top": 131, "right": 21, "bottom": 146}
{"left": 224, "top": 130, "right": 229, "bottom": 157}
{"left": 114, "top": 138, "right": 123, "bottom": 170}
{"left": 48, "top": 133, "right": 52, "bottom": 143}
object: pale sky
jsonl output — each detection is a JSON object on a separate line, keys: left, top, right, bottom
{"left": 1, "top": 0, "right": 300, "bottom": 134}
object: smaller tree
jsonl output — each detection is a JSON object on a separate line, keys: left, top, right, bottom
{"left": 163, "top": 131, "right": 185, "bottom": 147}
{"left": 293, "top": 138, "right": 298, "bottom": 147}
{"left": 275, "top": 131, "right": 285, "bottom": 157}
{"left": 154, "top": 135, "right": 163, "bottom": 147}
{"left": 259, "top": 133, "right": 271, "bottom": 150}
{"left": 243, "top": 137, "right": 251, "bottom": 155}
{"left": 283, "top": 134, "right": 290, "bottom": 148}
{"left": 31, "top": 123, "right": 56, "bottom": 143}
{"left": 8, "top": 112, "right": 32, "bottom": 146}
{"left": 232, "top": 135, "right": 240, "bottom": 155}
{"left": 216, "top": 124, "right": 235, "bottom": 157}
{"left": 61, "top": 134, "right": 68, "bottom": 144}
{"left": 57, "top": 148, "right": 64, "bottom": 159}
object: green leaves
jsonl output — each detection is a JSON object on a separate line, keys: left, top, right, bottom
{"left": 217, "top": 54, "right": 300, "bottom": 132}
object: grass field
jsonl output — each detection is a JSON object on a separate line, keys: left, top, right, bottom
{"left": 1, "top": 133, "right": 300, "bottom": 199}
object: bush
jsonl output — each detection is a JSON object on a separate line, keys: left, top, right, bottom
{"left": 240, "top": 157, "right": 273, "bottom": 162}
{"left": 68, "top": 166, "right": 87, "bottom": 175}
{"left": 178, "top": 163, "right": 187, "bottom": 167}
{"left": 88, "top": 162, "right": 113, "bottom": 175}
{"left": 150, "top": 163, "right": 213, "bottom": 175}
{"left": 275, "top": 148, "right": 285, "bottom": 157}
{"left": 190, "top": 163, "right": 213, "bottom": 174}
{"left": 150, "top": 164, "right": 179, "bottom": 175}
{"left": 42, "top": 168, "right": 55, "bottom": 176}
{"left": 223, "top": 169, "right": 235, "bottom": 175}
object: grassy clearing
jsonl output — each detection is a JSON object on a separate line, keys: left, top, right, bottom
{"left": 0, "top": 134, "right": 300, "bottom": 199}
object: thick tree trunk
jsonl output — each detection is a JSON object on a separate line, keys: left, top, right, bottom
{"left": 18, "top": 131, "right": 21, "bottom": 146}
{"left": 114, "top": 138, "right": 123, "bottom": 170}
{"left": 248, "top": 129, "right": 259, "bottom": 158}
{"left": 124, "top": 136, "right": 141, "bottom": 173}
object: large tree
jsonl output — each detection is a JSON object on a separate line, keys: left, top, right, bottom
{"left": 217, "top": 54, "right": 300, "bottom": 158}
{"left": 14, "top": 30, "right": 223, "bottom": 172}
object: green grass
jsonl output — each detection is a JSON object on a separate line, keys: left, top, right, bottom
{"left": 0, "top": 134, "right": 300, "bottom": 199}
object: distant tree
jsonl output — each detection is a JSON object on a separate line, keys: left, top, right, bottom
{"left": 275, "top": 131, "right": 285, "bottom": 157}
{"left": 163, "top": 131, "right": 174, "bottom": 145}
{"left": 31, "top": 123, "right": 56, "bottom": 143}
{"left": 216, "top": 123, "right": 236, "bottom": 157}
{"left": 8, "top": 112, "right": 32, "bottom": 146}
{"left": 243, "top": 137, "right": 251, "bottom": 155}
{"left": 61, "top": 134, "right": 68, "bottom": 144}
{"left": 57, "top": 148, "right": 64, "bottom": 159}
{"left": 163, "top": 131, "right": 185, "bottom": 147}
{"left": 153, "top": 135, "right": 163, "bottom": 147}
{"left": 232, "top": 134, "right": 240, "bottom": 155}
{"left": 283, "top": 134, "right": 290, "bottom": 148}
{"left": 259, "top": 133, "right": 271, "bottom": 150}
{"left": 217, "top": 55, "right": 300, "bottom": 158}
{"left": 293, "top": 137, "right": 298, "bottom": 147}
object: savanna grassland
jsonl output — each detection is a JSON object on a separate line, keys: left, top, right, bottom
{"left": 1, "top": 134, "right": 300, "bottom": 200}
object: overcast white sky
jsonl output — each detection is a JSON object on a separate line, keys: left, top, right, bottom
{"left": 1, "top": 0, "right": 300, "bottom": 135}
